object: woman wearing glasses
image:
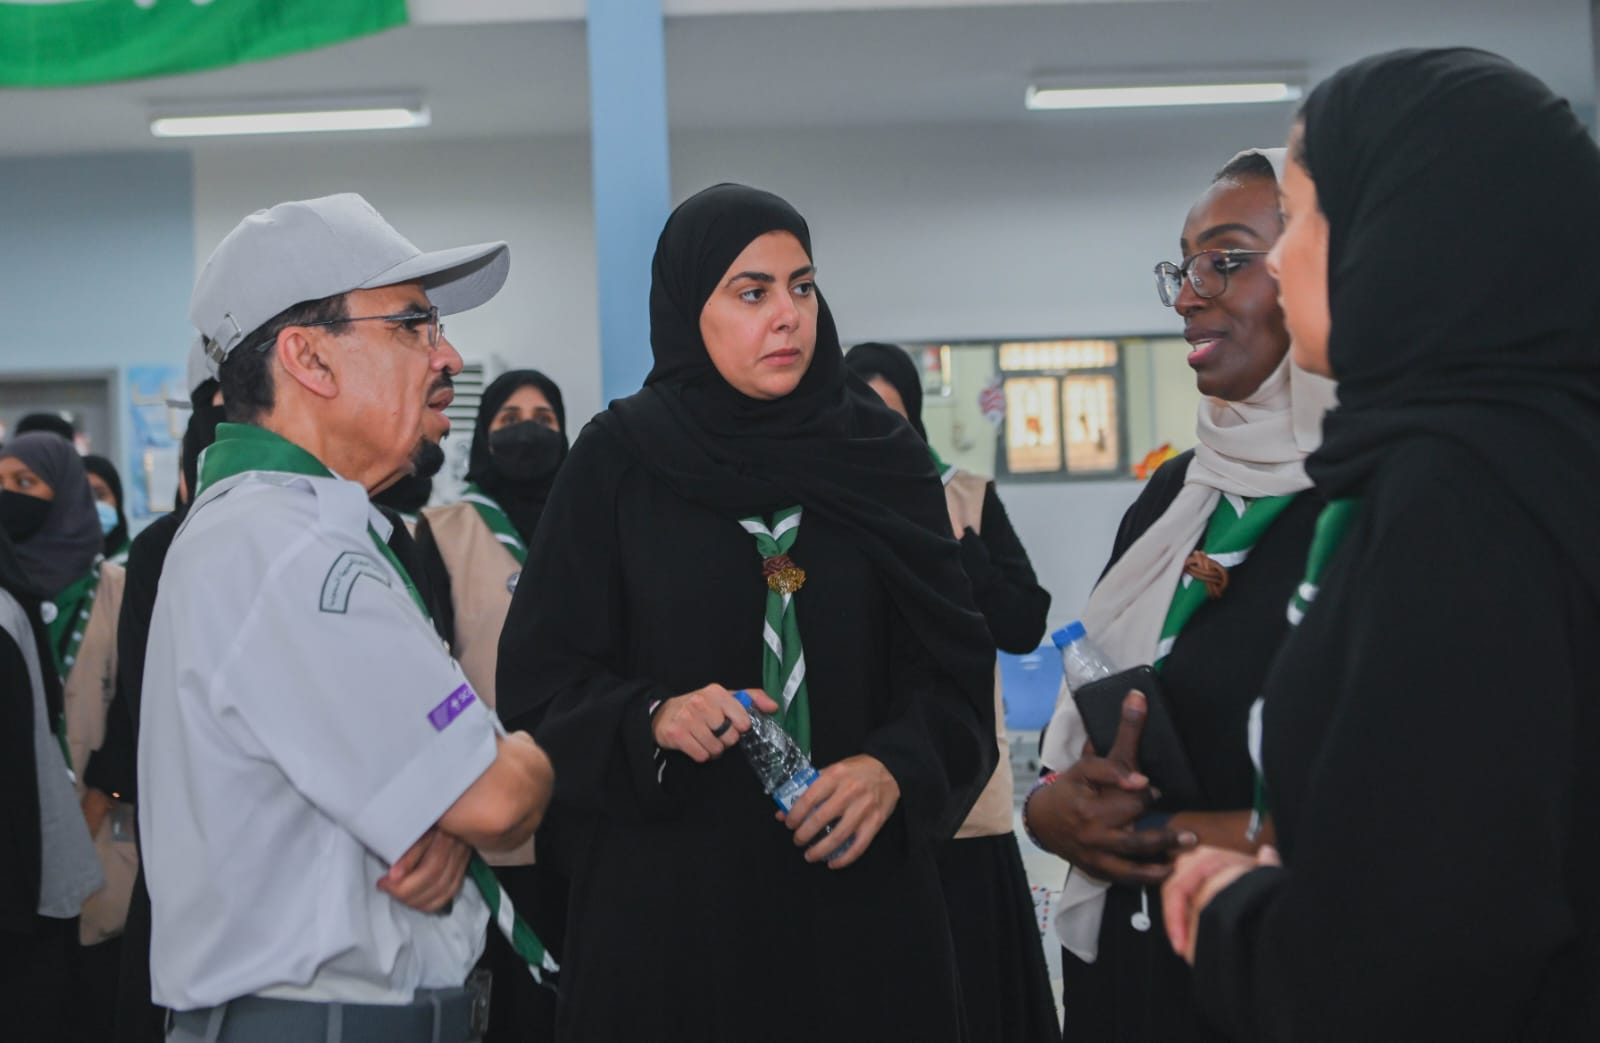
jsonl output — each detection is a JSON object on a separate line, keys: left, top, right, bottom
{"left": 1024, "top": 149, "right": 1337, "bottom": 1041}
{"left": 1164, "top": 49, "right": 1600, "bottom": 1040}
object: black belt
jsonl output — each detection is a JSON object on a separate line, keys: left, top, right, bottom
{"left": 168, "top": 979, "right": 489, "bottom": 1043}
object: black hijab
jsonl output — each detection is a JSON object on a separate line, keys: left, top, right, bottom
{"left": 0, "top": 433, "right": 103, "bottom": 597}
{"left": 466, "top": 369, "right": 569, "bottom": 544}
{"left": 13, "top": 413, "right": 75, "bottom": 443}
{"left": 844, "top": 342, "right": 926, "bottom": 441}
{"left": 1299, "top": 48, "right": 1600, "bottom": 597}
{"left": 82, "top": 454, "right": 128, "bottom": 556}
{"left": 181, "top": 378, "right": 226, "bottom": 508}
{"left": 597, "top": 184, "right": 995, "bottom": 818}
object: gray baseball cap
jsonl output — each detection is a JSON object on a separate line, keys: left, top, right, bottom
{"left": 191, "top": 192, "right": 509, "bottom": 364}
{"left": 185, "top": 335, "right": 213, "bottom": 395}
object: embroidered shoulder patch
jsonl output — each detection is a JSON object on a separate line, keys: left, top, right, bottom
{"left": 428, "top": 684, "right": 477, "bottom": 731}
{"left": 319, "top": 551, "right": 391, "bottom": 614}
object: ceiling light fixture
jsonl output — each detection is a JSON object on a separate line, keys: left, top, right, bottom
{"left": 1025, "top": 70, "right": 1303, "bottom": 112}
{"left": 149, "top": 96, "right": 429, "bottom": 138}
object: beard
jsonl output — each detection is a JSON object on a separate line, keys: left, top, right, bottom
{"left": 410, "top": 436, "right": 446, "bottom": 479}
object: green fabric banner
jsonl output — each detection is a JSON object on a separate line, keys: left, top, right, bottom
{"left": 0, "top": 0, "right": 407, "bottom": 88}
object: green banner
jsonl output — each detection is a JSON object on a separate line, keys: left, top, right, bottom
{"left": 0, "top": 0, "right": 408, "bottom": 88}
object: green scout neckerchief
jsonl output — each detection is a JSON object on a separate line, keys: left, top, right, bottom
{"left": 1153, "top": 493, "right": 1297, "bottom": 670}
{"left": 198, "top": 423, "right": 560, "bottom": 986}
{"left": 460, "top": 484, "right": 528, "bottom": 566}
{"left": 46, "top": 558, "right": 103, "bottom": 772}
{"left": 1247, "top": 496, "right": 1363, "bottom": 839}
{"left": 927, "top": 444, "right": 957, "bottom": 484}
{"left": 738, "top": 506, "right": 811, "bottom": 754}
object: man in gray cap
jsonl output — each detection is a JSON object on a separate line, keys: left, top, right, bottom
{"left": 139, "top": 194, "right": 554, "bottom": 1042}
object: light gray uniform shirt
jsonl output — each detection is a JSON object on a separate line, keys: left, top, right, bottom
{"left": 139, "top": 468, "right": 498, "bottom": 1010}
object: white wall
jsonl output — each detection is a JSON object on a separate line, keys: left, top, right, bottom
{"left": 190, "top": 112, "right": 1281, "bottom": 619}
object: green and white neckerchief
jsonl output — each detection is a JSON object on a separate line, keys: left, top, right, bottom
{"left": 199, "top": 423, "right": 560, "bottom": 986}
{"left": 1285, "top": 498, "right": 1362, "bottom": 627}
{"left": 927, "top": 444, "right": 958, "bottom": 485}
{"left": 460, "top": 483, "right": 528, "bottom": 565}
{"left": 45, "top": 558, "right": 104, "bottom": 774}
{"left": 1247, "top": 496, "right": 1363, "bottom": 839}
{"left": 738, "top": 506, "right": 811, "bottom": 754}
{"left": 1154, "top": 493, "right": 1296, "bottom": 669}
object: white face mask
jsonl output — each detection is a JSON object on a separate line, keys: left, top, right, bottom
{"left": 96, "top": 500, "right": 119, "bottom": 536}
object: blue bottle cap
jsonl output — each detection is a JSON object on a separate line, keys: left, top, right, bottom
{"left": 732, "top": 690, "right": 753, "bottom": 709}
{"left": 1051, "top": 621, "right": 1087, "bottom": 649}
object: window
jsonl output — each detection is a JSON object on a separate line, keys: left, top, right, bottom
{"left": 890, "top": 336, "right": 1196, "bottom": 483}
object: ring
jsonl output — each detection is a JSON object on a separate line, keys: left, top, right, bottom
{"left": 710, "top": 717, "right": 732, "bottom": 738}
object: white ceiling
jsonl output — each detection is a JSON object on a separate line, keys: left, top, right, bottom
{"left": 0, "top": 0, "right": 1590, "bottom": 155}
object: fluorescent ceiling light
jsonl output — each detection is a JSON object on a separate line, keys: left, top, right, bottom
{"left": 1026, "top": 82, "right": 1302, "bottom": 112}
{"left": 150, "top": 102, "right": 429, "bottom": 138}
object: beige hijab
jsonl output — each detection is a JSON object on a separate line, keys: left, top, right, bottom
{"left": 1041, "top": 149, "right": 1339, "bottom": 960}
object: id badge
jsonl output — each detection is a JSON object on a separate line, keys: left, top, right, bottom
{"left": 467, "top": 968, "right": 492, "bottom": 1036}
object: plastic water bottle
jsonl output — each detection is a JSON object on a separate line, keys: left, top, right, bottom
{"left": 732, "top": 690, "right": 853, "bottom": 861}
{"left": 1051, "top": 620, "right": 1118, "bottom": 690}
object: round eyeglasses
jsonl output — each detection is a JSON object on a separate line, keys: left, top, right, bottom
{"left": 1153, "top": 249, "right": 1268, "bottom": 307}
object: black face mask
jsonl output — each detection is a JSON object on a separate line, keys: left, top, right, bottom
{"left": 489, "top": 421, "right": 566, "bottom": 483}
{"left": 0, "top": 490, "right": 50, "bottom": 544}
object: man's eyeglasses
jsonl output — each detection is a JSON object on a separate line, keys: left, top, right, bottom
{"left": 1153, "top": 250, "right": 1268, "bottom": 307}
{"left": 297, "top": 305, "right": 443, "bottom": 348}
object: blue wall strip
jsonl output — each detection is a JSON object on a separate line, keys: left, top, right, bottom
{"left": 587, "top": 0, "right": 672, "bottom": 405}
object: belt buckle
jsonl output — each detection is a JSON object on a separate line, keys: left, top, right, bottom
{"left": 467, "top": 969, "right": 493, "bottom": 1036}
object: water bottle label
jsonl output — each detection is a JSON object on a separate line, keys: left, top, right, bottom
{"left": 771, "top": 765, "right": 819, "bottom": 812}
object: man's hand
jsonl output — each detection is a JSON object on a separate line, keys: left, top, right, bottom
{"left": 778, "top": 755, "right": 900, "bottom": 869}
{"left": 1025, "top": 691, "right": 1195, "bottom": 885}
{"left": 378, "top": 828, "right": 471, "bottom": 913}
{"left": 651, "top": 685, "right": 779, "bottom": 763}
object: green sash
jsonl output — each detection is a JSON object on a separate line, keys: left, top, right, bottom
{"left": 1154, "top": 493, "right": 1296, "bottom": 670}
{"left": 460, "top": 484, "right": 528, "bottom": 566}
{"left": 198, "top": 423, "right": 559, "bottom": 985}
{"left": 46, "top": 561, "right": 103, "bottom": 773}
{"left": 738, "top": 506, "right": 811, "bottom": 754}
{"left": 1249, "top": 497, "right": 1363, "bottom": 838}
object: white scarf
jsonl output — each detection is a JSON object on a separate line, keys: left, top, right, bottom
{"left": 1041, "top": 149, "right": 1339, "bottom": 960}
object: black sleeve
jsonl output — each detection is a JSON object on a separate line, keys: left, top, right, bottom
{"left": 1192, "top": 452, "right": 1584, "bottom": 1042}
{"left": 86, "top": 518, "right": 174, "bottom": 800}
{"left": 109, "top": 516, "right": 175, "bottom": 734}
{"left": 410, "top": 516, "right": 456, "bottom": 650}
{"left": 861, "top": 598, "right": 994, "bottom": 841}
{"left": 0, "top": 622, "right": 42, "bottom": 934}
{"left": 956, "top": 483, "right": 1051, "bottom": 654}
{"left": 1100, "top": 450, "right": 1194, "bottom": 581}
{"left": 497, "top": 428, "right": 676, "bottom": 822}
{"left": 82, "top": 675, "right": 136, "bottom": 798}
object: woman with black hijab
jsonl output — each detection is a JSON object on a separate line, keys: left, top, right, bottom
{"left": 0, "top": 431, "right": 130, "bottom": 1037}
{"left": 414, "top": 369, "right": 569, "bottom": 1043}
{"left": 1162, "top": 49, "right": 1600, "bottom": 1041}
{"left": 845, "top": 340, "right": 1057, "bottom": 1042}
{"left": 496, "top": 184, "right": 995, "bottom": 1041}
{"left": 82, "top": 455, "right": 131, "bottom": 564}
{"left": 417, "top": 368, "right": 568, "bottom": 702}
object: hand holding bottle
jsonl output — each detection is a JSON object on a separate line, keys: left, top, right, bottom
{"left": 779, "top": 754, "right": 900, "bottom": 869}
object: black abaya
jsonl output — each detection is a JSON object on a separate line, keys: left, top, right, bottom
{"left": 498, "top": 423, "right": 982, "bottom": 1042}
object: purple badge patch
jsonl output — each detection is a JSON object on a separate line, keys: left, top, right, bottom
{"left": 428, "top": 684, "right": 477, "bottom": 732}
